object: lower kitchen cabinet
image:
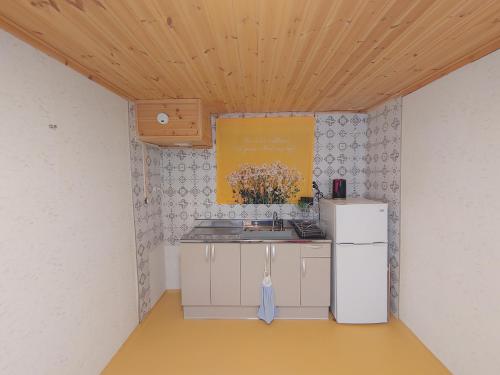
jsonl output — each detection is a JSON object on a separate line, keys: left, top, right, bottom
{"left": 181, "top": 240, "right": 331, "bottom": 319}
{"left": 180, "top": 242, "right": 240, "bottom": 306}
{"left": 180, "top": 243, "right": 211, "bottom": 306}
{"left": 241, "top": 243, "right": 268, "bottom": 306}
{"left": 271, "top": 244, "right": 301, "bottom": 306}
{"left": 300, "top": 257, "right": 331, "bottom": 306}
{"left": 240, "top": 243, "right": 301, "bottom": 307}
{"left": 210, "top": 243, "right": 241, "bottom": 306}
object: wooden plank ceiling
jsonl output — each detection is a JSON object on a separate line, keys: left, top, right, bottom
{"left": 1, "top": 0, "right": 499, "bottom": 112}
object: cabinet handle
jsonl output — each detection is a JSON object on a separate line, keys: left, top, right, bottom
{"left": 302, "top": 259, "right": 306, "bottom": 275}
{"left": 271, "top": 244, "right": 276, "bottom": 261}
{"left": 266, "top": 244, "right": 269, "bottom": 262}
{"left": 211, "top": 244, "right": 215, "bottom": 262}
{"left": 205, "top": 244, "right": 209, "bottom": 260}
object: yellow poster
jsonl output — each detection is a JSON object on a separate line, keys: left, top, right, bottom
{"left": 216, "top": 117, "right": 315, "bottom": 204}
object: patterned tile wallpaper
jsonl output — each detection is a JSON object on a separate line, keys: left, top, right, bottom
{"left": 365, "top": 97, "right": 402, "bottom": 316}
{"left": 161, "top": 112, "right": 368, "bottom": 245}
{"left": 128, "top": 103, "right": 163, "bottom": 321}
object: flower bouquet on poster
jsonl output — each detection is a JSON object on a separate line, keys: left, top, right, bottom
{"left": 216, "top": 117, "right": 314, "bottom": 204}
{"left": 227, "top": 162, "right": 302, "bottom": 204}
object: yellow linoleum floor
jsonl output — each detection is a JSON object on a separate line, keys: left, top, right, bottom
{"left": 103, "top": 291, "right": 450, "bottom": 375}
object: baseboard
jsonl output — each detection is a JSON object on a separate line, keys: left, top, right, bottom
{"left": 183, "top": 305, "right": 329, "bottom": 320}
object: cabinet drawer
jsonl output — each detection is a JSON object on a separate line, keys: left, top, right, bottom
{"left": 301, "top": 243, "right": 331, "bottom": 258}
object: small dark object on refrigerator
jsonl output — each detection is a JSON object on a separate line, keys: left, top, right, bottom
{"left": 332, "top": 179, "right": 346, "bottom": 199}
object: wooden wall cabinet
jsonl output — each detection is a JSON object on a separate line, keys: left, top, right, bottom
{"left": 135, "top": 99, "right": 212, "bottom": 148}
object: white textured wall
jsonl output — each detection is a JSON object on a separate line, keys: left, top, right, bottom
{"left": 0, "top": 31, "right": 138, "bottom": 375}
{"left": 401, "top": 49, "right": 500, "bottom": 375}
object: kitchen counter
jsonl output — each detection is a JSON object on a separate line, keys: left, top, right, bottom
{"left": 180, "top": 219, "right": 331, "bottom": 320}
{"left": 180, "top": 219, "right": 331, "bottom": 243}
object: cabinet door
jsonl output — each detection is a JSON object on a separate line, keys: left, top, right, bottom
{"left": 241, "top": 243, "right": 269, "bottom": 306}
{"left": 180, "top": 243, "right": 211, "bottom": 306}
{"left": 271, "top": 243, "right": 301, "bottom": 306}
{"left": 210, "top": 243, "right": 241, "bottom": 306}
{"left": 301, "top": 258, "right": 331, "bottom": 306}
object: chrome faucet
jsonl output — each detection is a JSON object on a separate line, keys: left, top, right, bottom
{"left": 272, "top": 211, "right": 283, "bottom": 231}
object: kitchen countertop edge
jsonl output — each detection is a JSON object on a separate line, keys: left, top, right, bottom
{"left": 179, "top": 238, "right": 332, "bottom": 243}
{"left": 180, "top": 219, "right": 331, "bottom": 243}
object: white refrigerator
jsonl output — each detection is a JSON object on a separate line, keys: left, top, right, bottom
{"left": 320, "top": 198, "right": 388, "bottom": 324}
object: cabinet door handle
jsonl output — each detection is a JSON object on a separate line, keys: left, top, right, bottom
{"left": 264, "top": 245, "right": 270, "bottom": 276}
{"left": 211, "top": 244, "right": 215, "bottom": 262}
{"left": 302, "top": 259, "right": 306, "bottom": 275}
{"left": 205, "top": 244, "right": 209, "bottom": 261}
{"left": 271, "top": 244, "right": 276, "bottom": 261}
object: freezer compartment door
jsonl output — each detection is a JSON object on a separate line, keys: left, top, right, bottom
{"left": 334, "top": 243, "right": 388, "bottom": 324}
{"left": 335, "top": 203, "right": 387, "bottom": 244}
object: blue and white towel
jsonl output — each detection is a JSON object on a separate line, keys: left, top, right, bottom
{"left": 257, "top": 275, "right": 276, "bottom": 324}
